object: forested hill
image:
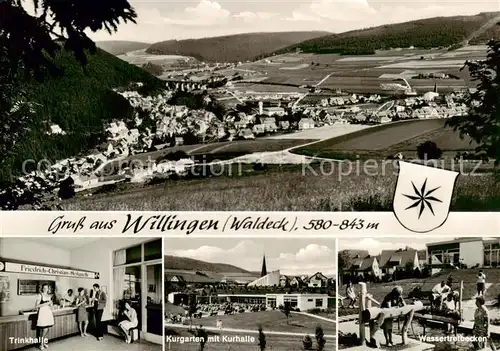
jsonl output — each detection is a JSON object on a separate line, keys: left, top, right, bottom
{"left": 96, "top": 40, "right": 151, "bottom": 55}
{"left": 0, "top": 48, "right": 164, "bottom": 184}
{"left": 146, "top": 31, "right": 330, "bottom": 62}
{"left": 275, "top": 12, "right": 500, "bottom": 55}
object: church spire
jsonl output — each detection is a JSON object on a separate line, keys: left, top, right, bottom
{"left": 260, "top": 255, "right": 267, "bottom": 277}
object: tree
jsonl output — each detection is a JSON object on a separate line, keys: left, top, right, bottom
{"left": 258, "top": 325, "right": 266, "bottom": 350}
{"left": 0, "top": 1, "right": 137, "bottom": 76}
{"left": 446, "top": 40, "right": 500, "bottom": 165}
{"left": 283, "top": 302, "right": 291, "bottom": 324}
{"left": 0, "top": 0, "right": 137, "bottom": 170}
{"left": 188, "top": 295, "right": 197, "bottom": 331}
{"left": 338, "top": 251, "right": 352, "bottom": 286}
{"left": 315, "top": 325, "right": 326, "bottom": 351}
{"left": 417, "top": 141, "right": 442, "bottom": 160}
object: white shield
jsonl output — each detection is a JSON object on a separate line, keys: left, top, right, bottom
{"left": 393, "top": 161, "right": 459, "bottom": 233}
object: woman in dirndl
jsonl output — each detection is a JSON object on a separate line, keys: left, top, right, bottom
{"left": 35, "top": 283, "right": 54, "bottom": 350}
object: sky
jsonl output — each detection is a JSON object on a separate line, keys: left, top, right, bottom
{"left": 340, "top": 237, "right": 435, "bottom": 255}
{"left": 87, "top": 0, "right": 500, "bottom": 42}
{"left": 163, "top": 238, "right": 336, "bottom": 276}
{"left": 339, "top": 237, "right": 500, "bottom": 255}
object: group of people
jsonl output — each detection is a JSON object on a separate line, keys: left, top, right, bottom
{"left": 344, "top": 270, "right": 494, "bottom": 350}
{"left": 35, "top": 283, "right": 137, "bottom": 349}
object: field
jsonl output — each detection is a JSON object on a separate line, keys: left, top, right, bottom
{"left": 231, "top": 46, "right": 487, "bottom": 94}
{"left": 64, "top": 162, "right": 499, "bottom": 211}
{"left": 165, "top": 310, "right": 335, "bottom": 351}
{"left": 294, "top": 119, "right": 478, "bottom": 159}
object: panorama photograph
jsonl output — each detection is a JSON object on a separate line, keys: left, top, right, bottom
{"left": 164, "top": 238, "right": 336, "bottom": 350}
{"left": 0, "top": 0, "right": 499, "bottom": 210}
{"left": 338, "top": 237, "right": 500, "bottom": 350}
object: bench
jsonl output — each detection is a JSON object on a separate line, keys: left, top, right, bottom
{"left": 107, "top": 320, "right": 140, "bottom": 342}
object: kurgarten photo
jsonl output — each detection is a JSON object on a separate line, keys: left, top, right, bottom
{"left": 164, "top": 238, "right": 336, "bottom": 350}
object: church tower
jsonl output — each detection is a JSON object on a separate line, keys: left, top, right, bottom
{"left": 260, "top": 255, "right": 267, "bottom": 277}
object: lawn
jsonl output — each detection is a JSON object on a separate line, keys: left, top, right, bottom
{"left": 294, "top": 119, "right": 490, "bottom": 160}
{"left": 187, "top": 310, "right": 335, "bottom": 335}
{"left": 165, "top": 328, "right": 336, "bottom": 351}
{"left": 99, "top": 138, "right": 314, "bottom": 175}
{"left": 64, "top": 162, "right": 499, "bottom": 211}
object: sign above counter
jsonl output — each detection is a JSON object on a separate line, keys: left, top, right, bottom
{"left": 0, "top": 261, "right": 99, "bottom": 279}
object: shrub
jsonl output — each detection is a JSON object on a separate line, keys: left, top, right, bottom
{"left": 417, "top": 141, "right": 443, "bottom": 160}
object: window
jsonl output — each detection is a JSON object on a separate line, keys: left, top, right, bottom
{"left": 308, "top": 299, "right": 313, "bottom": 302}
{"left": 144, "top": 239, "right": 162, "bottom": 261}
{"left": 125, "top": 245, "right": 141, "bottom": 264}
{"left": 112, "top": 240, "right": 162, "bottom": 329}
{"left": 316, "top": 299, "right": 323, "bottom": 308}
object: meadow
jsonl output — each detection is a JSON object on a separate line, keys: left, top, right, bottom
{"left": 64, "top": 163, "right": 499, "bottom": 211}
{"left": 293, "top": 119, "right": 480, "bottom": 159}
{"left": 165, "top": 310, "right": 336, "bottom": 351}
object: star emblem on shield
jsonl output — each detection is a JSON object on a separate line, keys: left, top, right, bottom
{"left": 393, "top": 161, "right": 459, "bottom": 233}
{"left": 403, "top": 178, "right": 442, "bottom": 219}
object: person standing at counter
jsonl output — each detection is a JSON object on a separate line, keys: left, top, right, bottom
{"left": 119, "top": 301, "right": 138, "bottom": 343}
{"left": 61, "top": 289, "right": 76, "bottom": 307}
{"left": 76, "top": 288, "right": 89, "bottom": 337}
{"left": 35, "top": 284, "right": 54, "bottom": 350}
{"left": 92, "top": 284, "right": 107, "bottom": 341}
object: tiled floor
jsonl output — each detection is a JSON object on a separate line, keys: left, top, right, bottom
{"left": 24, "top": 334, "right": 162, "bottom": 351}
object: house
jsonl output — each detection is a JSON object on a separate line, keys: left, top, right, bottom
{"left": 175, "top": 137, "right": 184, "bottom": 146}
{"left": 355, "top": 256, "right": 381, "bottom": 278}
{"left": 262, "top": 107, "right": 285, "bottom": 116}
{"left": 290, "top": 276, "right": 303, "bottom": 287}
{"left": 307, "top": 272, "right": 328, "bottom": 288}
{"left": 262, "top": 117, "right": 278, "bottom": 132}
{"left": 298, "top": 118, "right": 315, "bottom": 130}
{"left": 239, "top": 128, "right": 255, "bottom": 140}
{"left": 234, "top": 120, "right": 248, "bottom": 130}
{"left": 418, "top": 250, "right": 427, "bottom": 269}
{"left": 252, "top": 124, "right": 266, "bottom": 135}
{"left": 279, "top": 275, "right": 290, "bottom": 287}
{"left": 280, "top": 120, "right": 290, "bottom": 130}
{"left": 378, "top": 248, "right": 420, "bottom": 277}
{"left": 426, "top": 237, "right": 500, "bottom": 275}
{"left": 413, "top": 107, "right": 440, "bottom": 119}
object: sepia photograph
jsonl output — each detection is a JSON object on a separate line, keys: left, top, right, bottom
{"left": 0, "top": 1, "right": 499, "bottom": 211}
{"left": 0, "top": 237, "right": 163, "bottom": 351}
{"left": 164, "top": 238, "right": 336, "bottom": 350}
{"left": 338, "top": 237, "right": 500, "bottom": 350}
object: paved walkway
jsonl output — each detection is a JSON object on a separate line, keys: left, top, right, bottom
{"left": 23, "top": 334, "right": 161, "bottom": 351}
{"left": 294, "top": 311, "right": 335, "bottom": 323}
{"left": 339, "top": 321, "right": 434, "bottom": 351}
{"left": 165, "top": 323, "right": 336, "bottom": 338}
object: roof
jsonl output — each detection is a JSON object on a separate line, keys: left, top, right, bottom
{"left": 308, "top": 272, "right": 328, "bottom": 281}
{"left": 378, "top": 249, "right": 417, "bottom": 269}
{"left": 417, "top": 250, "right": 426, "bottom": 261}
{"left": 358, "top": 257, "right": 377, "bottom": 271}
{"left": 165, "top": 272, "right": 218, "bottom": 284}
{"left": 426, "top": 238, "right": 486, "bottom": 247}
